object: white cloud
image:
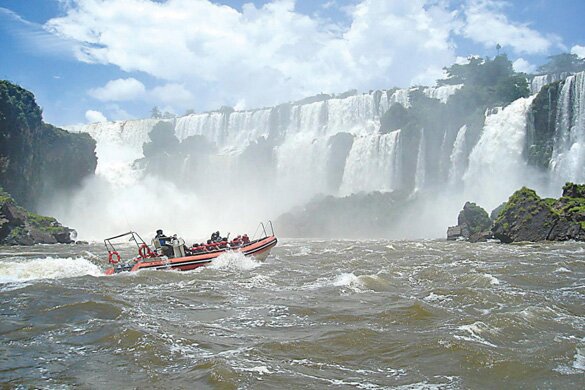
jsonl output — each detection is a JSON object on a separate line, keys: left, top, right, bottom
{"left": 45, "top": 0, "right": 460, "bottom": 111}
{"left": 150, "top": 83, "right": 194, "bottom": 108}
{"left": 85, "top": 109, "right": 107, "bottom": 123}
{"left": 571, "top": 44, "right": 585, "bottom": 59}
{"left": 88, "top": 78, "right": 146, "bottom": 101}
{"left": 462, "top": 0, "right": 561, "bottom": 55}
{"left": 512, "top": 58, "right": 536, "bottom": 74}
{"left": 44, "top": 0, "right": 564, "bottom": 114}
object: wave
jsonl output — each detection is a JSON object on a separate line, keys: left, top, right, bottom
{"left": 0, "top": 257, "right": 103, "bottom": 284}
{"left": 207, "top": 251, "right": 262, "bottom": 272}
{"left": 305, "top": 272, "right": 390, "bottom": 292}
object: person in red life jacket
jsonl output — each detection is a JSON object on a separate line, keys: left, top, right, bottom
{"left": 242, "top": 234, "right": 250, "bottom": 244}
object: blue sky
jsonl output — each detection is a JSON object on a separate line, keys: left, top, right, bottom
{"left": 1, "top": 0, "right": 584, "bottom": 126}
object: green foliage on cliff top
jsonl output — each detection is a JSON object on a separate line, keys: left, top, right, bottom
{"left": 537, "top": 53, "right": 585, "bottom": 75}
{"left": 494, "top": 187, "right": 547, "bottom": 224}
{"left": 439, "top": 54, "right": 530, "bottom": 108}
{"left": 0, "top": 80, "right": 42, "bottom": 130}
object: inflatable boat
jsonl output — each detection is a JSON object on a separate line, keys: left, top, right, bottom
{"left": 104, "top": 222, "right": 277, "bottom": 275}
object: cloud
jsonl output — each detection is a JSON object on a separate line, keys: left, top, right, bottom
{"left": 571, "top": 45, "right": 585, "bottom": 59}
{"left": 85, "top": 109, "right": 107, "bottom": 123}
{"left": 150, "top": 83, "right": 194, "bottom": 108}
{"left": 43, "top": 0, "right": 565, "bottom": 114}
{"left": 88, "top": 78, "right": 146, "bottom": 101}
{"left": 512, "top": 58, "right": 536, "bottom": 74}
{"left": 461, "top": 0, "right": 561, "bottom": 55}
{"left": 0, "top": 6, "right": 80, "bottom": 58}
{"left": 45, "top": 0, "right": 460, "bottom": 111}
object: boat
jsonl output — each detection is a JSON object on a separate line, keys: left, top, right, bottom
{"left": 104, "top": 222, "right": 277, "bottom": 275}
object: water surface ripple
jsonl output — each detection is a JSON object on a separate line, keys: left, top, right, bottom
{"left": 1, "top": 240, "right": 584, "bottom": 388}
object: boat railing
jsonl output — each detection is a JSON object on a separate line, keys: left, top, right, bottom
{"left": 252, "top": 220, "right": 275, "bottom": 240}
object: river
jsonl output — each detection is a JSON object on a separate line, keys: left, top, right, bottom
{"left": 1, "top": 239, "right": 584, "bottom": 388}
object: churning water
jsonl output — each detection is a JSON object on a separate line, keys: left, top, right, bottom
{"left": 1, "top": 240, "right": 584, "bottom": 388}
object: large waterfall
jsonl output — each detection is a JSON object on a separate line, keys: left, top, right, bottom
{"left": 58, "top": 75, "right": 585, "bottom": 239}
{"left": 550, "top": 72, "right": 585, "bottom": 185}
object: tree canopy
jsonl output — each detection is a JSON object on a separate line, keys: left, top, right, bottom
{"left": 537, "top": 53, "right": 585, "bottom": 75}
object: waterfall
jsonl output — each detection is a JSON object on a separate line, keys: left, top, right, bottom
{"left": 58, "top": 76, "right": 583, "bottom": 239}
{"left": 463, "top": 96, "right": 536, "bottom": 210}
{"left": 530, "top": 73, "right": 570, "bottom": 94}
{"left": 550, "top": 71, "right": 585, "bottom": 184}
{"left": 424, "top": 84, "right": 463, "bottom": 103}
{"left": 339, "top": 131, "right": 402, "bottom": 195}
{"left": 448, "top": 125, "right": 468, "bottom": 186}
{"left": 414, "top": 129, "right": 426, "bottom": 192}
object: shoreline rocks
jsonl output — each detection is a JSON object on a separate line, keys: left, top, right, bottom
{"left": 448, "top": 183, "right": 585, "bottom": 243}
{"left": 0, "top": 188, "right": 75, "bottom": 245}
{"left": 447, "top": 201, "right": 492, "bottom": 242}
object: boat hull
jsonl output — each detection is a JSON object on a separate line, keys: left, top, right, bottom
{"left": 105, "top": 236, "right": 277, "bottom": 275}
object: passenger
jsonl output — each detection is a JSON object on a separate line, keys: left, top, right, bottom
{"left": 242, "top": 234, "right": 250, "bottom": 244}
{"left": 155, "top": 229, "right": 173, "bottom": 257}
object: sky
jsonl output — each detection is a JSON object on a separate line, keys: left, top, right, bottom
{"left": 0, "top": 0, "right": 584, "bottom": 126}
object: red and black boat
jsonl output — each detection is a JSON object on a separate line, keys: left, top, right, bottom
{"left": 104, "top": 222, "right": 277, "bottom": 275}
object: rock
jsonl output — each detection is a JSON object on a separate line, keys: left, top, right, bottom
{"left": 561, "top": 182, "right": 585, "bottom": 199}
{"left": 490, "top": 202, "right": 506, "bottom": 222}
{"left": 0, "top": 80, "right": 96, "bottom": 210}
{"left": 492, "top": 184, "right": 585, "bottom": 243}
{"left": 0, "top": 187, "right": 75, "bottom": 245}
{"left": 469, "top": 231, "right": 492, "bottom": 243}
{"left": 447, "top": 201, "right": 492, "bottom": 241}
{"left": 447, "top": 225, "right": 463, "bottom": 240}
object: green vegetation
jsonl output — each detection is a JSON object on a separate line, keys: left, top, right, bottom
{"left": 537, "top": 53, "right": 585, "bottom": 75}
{"left": 1, "top": 79, "right": 96, "bottom": 209}
{"left": 461, "top": 202, "right": 492, "bottom": 235}
{"left": 439, "top": 54, "right": 530, "bottom": 107}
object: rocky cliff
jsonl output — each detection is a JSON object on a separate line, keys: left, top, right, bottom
{"left": 0, "top": 187, "right": 75, "bottom": 245}
{"left": 0, "top": 80, "right": 97, "bottom": 210}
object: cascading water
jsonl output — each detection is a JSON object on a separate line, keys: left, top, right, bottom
{"left": 414, "top": 129, "right": 426, "bottom": 192}
{"left": 448, "top": 125, "right": 468, "bottom": 187}
{"left": 54, "top": 73, "right": 585, "bottom": 239}
{"left": 339, "top": 130, "right": 402, "bottom": 195}
{"left": 550, "top": 72, "right": 585, "bottom": 185}
{"left": 463, "top": 96, "right": 537, "bottom": 210}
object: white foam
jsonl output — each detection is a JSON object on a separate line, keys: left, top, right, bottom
{"left": 483, "top": 273, "right": 501, "bottom": 285}
{"left": 0, "top": 257, "right": 102, "bottom": 284}
{"left": 208, "top": 251, "right": 261, "bottom": 271}
{"left": 455, "top": 322, "right": 498, "bottom": 348}
{"left": 574, "top": 347, "right": 585, "bottom": 370}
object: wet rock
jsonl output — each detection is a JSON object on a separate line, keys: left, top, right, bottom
{"left": 0, "top": 188, "right": 75, "bottom": 245}
{"left": 447, "top": 202, "right": 492, "bottom": 241}
{"left": 492, "top": 184, "right": 585, "bottom": 243}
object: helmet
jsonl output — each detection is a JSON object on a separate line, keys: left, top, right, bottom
{"left": 156, "top": 229, "right": 163, "bottom": 234}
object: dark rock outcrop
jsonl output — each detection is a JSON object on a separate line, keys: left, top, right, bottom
{"left": 0, "top": 80, "right": 97, "bottom": 210}
{"left": 447, "top": 202, "right": 492, "bottom": 242}
{"left": 0, "top": 188, "right": 75, "bottom": 245}
{"left": 492, "top": 184, "right": 585, "bottom": 243}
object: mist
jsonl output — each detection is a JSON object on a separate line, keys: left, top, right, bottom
{"left": 40, "top": 71, "right": 585, "bottom": 242}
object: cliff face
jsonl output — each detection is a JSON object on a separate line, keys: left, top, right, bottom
{"left": 0, "top": 187, "right": 75, "bottom": 245}
{"left": 0, "top": 80, "right": 97, "bottom": 210}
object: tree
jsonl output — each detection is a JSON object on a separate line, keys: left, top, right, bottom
{"left": 150, "top": 106, "right": 162, "bottom": 119}
{"left": 537, "top": 53, "right": 585, "bottom": 75}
